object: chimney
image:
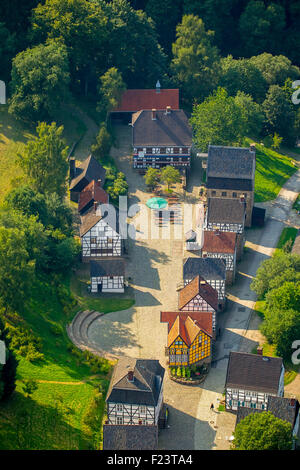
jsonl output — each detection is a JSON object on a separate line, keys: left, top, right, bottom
{"left": 290, "top": 398, "right": 296, "bottom": 407}
{"left": 156, "top": 80, "right": 161, "bottom": 93}
{"left": 257, "top": 346, "right": 263, "bottom": 356}
{"left": 94, "top": 201, "right": 98, "bottom": 212}
{"left": 97, "top": 179, "right": 102, "bottom": 187}
{"left": 240, "top": 194, "right": 245, "bottom": 203}
{"left": 127, "top": 370, "right": 134, "bottom": 382}
{"left": 250, "top": 143, "right": 256, "bottom": 152}
{"left": 166, "top": 106, "right": 171, "bottom": 114}
{"left": 69, "top": 158, "right": 76, "bottom": 180}
{"left": 152, "top": 109, "right": 156, "bottom": 120}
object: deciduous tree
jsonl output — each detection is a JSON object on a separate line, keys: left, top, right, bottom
{"left": 18, "top": 122, "right": 69, "bottom": 198}
{"left": 232, "top": 412, "right": 293, "bottom": 450}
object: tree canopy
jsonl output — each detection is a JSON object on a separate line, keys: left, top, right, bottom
{"left": 18, "top": 122, "right": 69, "bottom": 198}
{"left": 9, "top": 41, "right": 70, "bottom": 122}
{"left": 232, "top": 411, "right": 293, "bottom": 450}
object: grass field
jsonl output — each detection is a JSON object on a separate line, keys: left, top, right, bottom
{"left": 253, "top": 143, "right": 297, "bottom": 202}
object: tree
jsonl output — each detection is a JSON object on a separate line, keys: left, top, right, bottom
{"left": 9, "top": 41, "right": 70, "bottom": 122}
{"left": 22, "top": 378, "right": 38, "bottom": 398}
{"left": 103, "top": 0, "right": 167, "bottom": 88}
{"left": 0, "top": 317, "right": 18, "bottom": 401}
{"left": 265, "top": 282, "right": 300, "bottom": 313}
{"left": 262, "top": 83, "right": 298, "bottom": 145}
{"left": 248, "top": 53, "right": 300, "bottom": 89}
{"left": 98, "top": 67, "right": 126, "bottom": 116}
{"left": 232, "top": 412, "right": 293, "bottom": 450}
{"left": 219, "top": 56, "right": 267, "bottom": 103}
{"left": 160, "top": 166, "right": 181, "bottom": 191}
{"left": 91, "top": 124, "right": 113, "bottom": 161}
{"left": 250, "top": 251, "right": 300, "bottom": 299}
{"left": 107, "top": 172, "right": 128, "bottom": 201}
{"left": 190, "top": 88, "right": 246, "bottom": 151}
{"left": 30, "top": 0, "right": 109, "bottom": 94}
{"left": 171, "top": 15, "right": 220, "bottom": 107}
{"left": 144, "top": 168, "right": 161, "bottom": 191}
{"left": 234, "top": 91, "right": 264, "bottom": 137}
{"left": 18, "top": 122, "right": 69, "bottom": 198}
{"left": 0, "top": 227, "right": 35, "bottom": 312}
{"left": 4, "top": 186, "right": 48, "bottom": 226}
{"left": 182, "top": 0, "right": 242, "bottom": 56}
{"left": 145, "top": 0, "right": 182, "bottom": 55}
{"left": 272, "top": 133, "right": 283, "bottom": 150}
{"left": 238, "top": 1, "right": 286, "bottom": 57}
{"left": 0, "top": 22, "right": 16, "bottom": 83}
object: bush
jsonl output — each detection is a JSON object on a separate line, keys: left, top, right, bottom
{"left": 5, "top": 325, "right": 44, "bottom": 363}
{"left": 49, "top": 323, "right": 63, "bottom": 336}
{"left": 176, "top": 366, "right": 181, "bottom": 377}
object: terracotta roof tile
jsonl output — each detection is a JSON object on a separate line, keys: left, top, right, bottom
{"left": 114, "top": 88, "right": 179, "bottom": 112}
{"left": 161, "top": 311, "right": 213, "bottom": 340}
{"left": 202, "top": 230, "right": 236, "bottom": 254}
{"left": 78, "top": 180, "right": 109, "bottom": 213}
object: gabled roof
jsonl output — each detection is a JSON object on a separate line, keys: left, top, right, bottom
{"left": 161, "top": 311, "right": 213, "bottom": 347}
{"left": 225, "top": 351, "right": 283, "bottom": 394}
{"left": 132, "top": 109, "right": 192, "bottom": 147}
{"left": 69, "top": 155, "right": 106, "bottom": 191}
{"left": 113, "top": 88, "right": 179, "bottom": 112}
{"left": 90, "top": 259, "right": 125, "bottom": 277}
{"left": 80, "top": 205, "right": 120, "bottom": 237}
{"left": 78, "top": 180, "right": 109, "bottom": 213}
{"left": 236, "top": 397, "right": 299, "bottom": 429}
{"left": 206, "top": 198, "right": 246, "bottom": 225}
{"left": 103, "top": 424, "right": 158, "bottom": 450}
{"left": 183, "top": 257, "right": 226, "bottom": 281}
{"left": 178, "top": 275, "right": 218, "bottom": 311}
{"left": 202, "top": 231, "right": 236, "bottom": 254}
{"left": 207, "top": 145, "right": 256, "bottom": 181}
{"left": 106, "top": 357, "right": 165, "bottom": 406}
{"left": 80, "top": 210, "right": 102, "bottom": 237}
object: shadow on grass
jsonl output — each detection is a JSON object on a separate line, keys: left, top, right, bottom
{"left": 0, "top": 390, "right": 92, "bottom": 450}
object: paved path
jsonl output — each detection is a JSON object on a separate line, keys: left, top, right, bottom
{"left": 70, "top": 118, "right": 300, "bottom": 449}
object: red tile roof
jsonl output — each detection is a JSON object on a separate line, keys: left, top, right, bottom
{"left": 113, "top": 89, "right": 179, "bottom": 112}
{"left": 202, "top": 230, "right": 236, "bottom": 254}
{"left": 78, "top": 180, "right": 109, "bottom": 213}
{"left": 160, "top": 311, "right": 213, "bottom": 343}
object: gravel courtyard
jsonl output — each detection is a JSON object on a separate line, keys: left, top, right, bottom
{"left": 80, "top": 123, "right": 300, "bottom": 450}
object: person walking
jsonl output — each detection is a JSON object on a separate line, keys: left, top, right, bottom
{"left": 210, "top": 403, "right": 214, "bottom": 411}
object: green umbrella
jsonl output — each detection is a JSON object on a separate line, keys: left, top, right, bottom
{"left": 146, "top": 197, "right": 168, "bottom": 210}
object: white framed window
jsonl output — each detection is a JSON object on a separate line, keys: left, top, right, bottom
{"left": 140, "top": 405, "right": 146, "bottom": 414}
{"left": 116, "top": 416, "right": 123, "bottom": 424}
{"left": 116, "top": 404, "right": 123, "bottom": 412}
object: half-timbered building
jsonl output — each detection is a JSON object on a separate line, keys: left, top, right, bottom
{"left": 225, "top": 351, "right": 285, "bottom": 412}
{"left": 178, "top": 275, "right": 218, "bottom": 334}
{"left": 206, "top": 145, "right": 256, "bottom": 227}
{"left": 202, "top": 230, "right": 237, "bottom": 285}
{"left": 205, "top": 197, "right": 246, "bottom": 260}
{"left": 90, "top": 259, "right": 125, "bottom": 293}
{"left": 183, "top": 257, "right": 226, "bottom": 309}
{"left": 78, "top": 180, "right": 109, "bottom": 215}
{"left": 80, "top": 206, "right": 122, "bottom": 260}
{"left": 69, "top": 154, "right": 106, "bottom": 202}
{"left": 160, "top": 311, "right": 213, "bottom": 367}
{"left": 106, "top": 357, "right": 165, "bottom": 426}
{"left": 236, "top": 397, "right": 300, "bottom": 449}
{"left": 132, "top": 108, "right": 192, "bottom": 170}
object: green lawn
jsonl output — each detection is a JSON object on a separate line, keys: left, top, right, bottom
{"left": 0, "top": 274, "right": 133, "bottom": 449}
{"left": 253, "top": 143, "right": 297, "bottom": 202}
{"left": 276, "top": 227, "right": 298, "bottom": 252}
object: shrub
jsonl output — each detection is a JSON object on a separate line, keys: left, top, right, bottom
{"left": 176, "top": 367, "right": 181, "bottom": 377}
